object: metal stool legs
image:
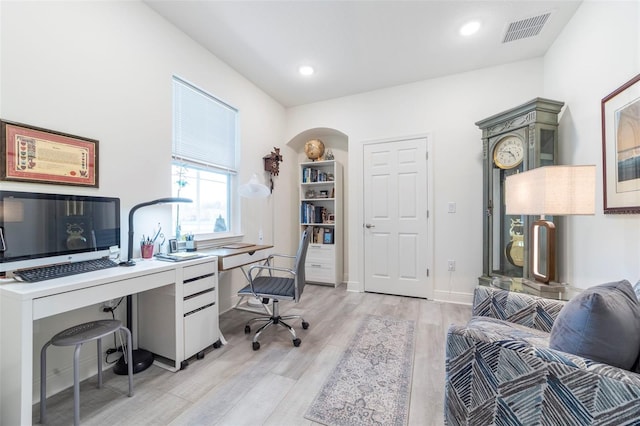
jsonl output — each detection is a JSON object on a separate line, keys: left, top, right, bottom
{"left": 40, "top": 321, "right": 133, "bottom": 426}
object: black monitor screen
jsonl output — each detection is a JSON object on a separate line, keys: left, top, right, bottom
{"left": 0, "top": 191, "right": 120, "bottom": 271}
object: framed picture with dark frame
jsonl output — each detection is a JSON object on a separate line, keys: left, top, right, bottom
{"left": 601, "top": 73, "right": 640, "bottom": 214}
{"left": 323, "top": 228, "right": 334, "bottom": 244}
{"left": 1, "top": 119, "right": 99, "bottom": 187}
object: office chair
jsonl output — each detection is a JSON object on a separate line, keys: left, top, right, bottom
{"left": 239, "top": 228, "right": 311, "bottom": 350}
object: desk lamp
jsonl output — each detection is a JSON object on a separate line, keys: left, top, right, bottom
{"left": 238, "top": 173, "right": 270, "bottom": 241}
{"left": 238, "top": 174, "right": 270, "bottom": 307}
{"left": 114, "top": 197, "right": 192, "bottom": 375}
{"left": 505, "top": 165, "right": 595, "bottom": 284}
{"left": 238, "top": 173, "right": 271, "bottom": 199}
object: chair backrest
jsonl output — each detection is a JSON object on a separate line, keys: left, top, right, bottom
{"left": 293, "top": 227, "right": 312, "bottom": 301}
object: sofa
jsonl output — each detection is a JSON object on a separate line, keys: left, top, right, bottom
{"left": 445, "top": 285, "right": 640, "bottom": 425}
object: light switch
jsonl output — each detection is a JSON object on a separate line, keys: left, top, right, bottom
{"left": 448, "top": 202, "right": 456, "bottom": 213}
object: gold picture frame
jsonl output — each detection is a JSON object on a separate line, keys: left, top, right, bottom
{"left": 1, "top": 120, "right": 98, "bottom": 187}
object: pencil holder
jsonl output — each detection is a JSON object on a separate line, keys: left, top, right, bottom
{"left": 141, "top": 244, "right": 154, "bottom": 259}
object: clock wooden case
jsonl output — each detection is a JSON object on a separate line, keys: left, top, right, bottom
{"left": 475, "top": 98, "right": 564, "bottom": 286}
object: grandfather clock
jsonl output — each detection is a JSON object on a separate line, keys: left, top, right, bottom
{"left": 476, "top": 98, "right": 564, "bottom": 286}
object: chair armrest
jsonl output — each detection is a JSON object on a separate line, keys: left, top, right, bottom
{"left": 264, "top": 253, "right": 295, "bottom": 268}
{"left": 247, "top": 263, "right": 295, "bottom": 281}
{"left": 473, "top": 285, "right": 565, "bottom": 332}
{"left": 268, "top": 253, "right": 295, "bottom": 260}
{"left": 445, "top": 322, "right": 640, "bottom": 424}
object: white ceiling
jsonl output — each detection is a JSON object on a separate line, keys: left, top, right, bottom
{"left": 145, "top": 0, "right": 582, "bottom": 107}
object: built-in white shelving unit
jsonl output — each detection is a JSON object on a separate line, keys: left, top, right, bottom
{"left": 299, "top": 160, "right": 343, "bottom": 286}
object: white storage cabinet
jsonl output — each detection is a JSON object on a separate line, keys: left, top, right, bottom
{"left": 138, "top": 259, "right": 220, "bottom": 370}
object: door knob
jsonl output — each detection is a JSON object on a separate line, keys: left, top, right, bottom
{"left": 365, "top": 224, "right": 375, "bottom": 228}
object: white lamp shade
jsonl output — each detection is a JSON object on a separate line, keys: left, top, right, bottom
{"left": 505, "top": 165, "right": 596, "bottom": 216}
{"left": 238, "top": 173, "right": 270, "bottom": 199}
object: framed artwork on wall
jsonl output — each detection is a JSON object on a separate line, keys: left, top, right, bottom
{"left": 0, "top": 119, "right": 98, "bottom": 187}
{"left": 601, "top": 73, "right": 640, "bottom": 214}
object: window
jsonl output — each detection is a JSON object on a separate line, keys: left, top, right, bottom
{"left": 172, "top": 76, "right": 238, "bottom": 239}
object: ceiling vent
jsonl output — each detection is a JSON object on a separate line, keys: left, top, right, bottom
{"left": 502, "top": 12, "right": 551, "bottom": 43}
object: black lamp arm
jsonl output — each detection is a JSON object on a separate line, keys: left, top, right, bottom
{"left": 126, "top": 197, "right": 192, "bottom": 262}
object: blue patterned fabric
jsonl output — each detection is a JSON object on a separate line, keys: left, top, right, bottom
{"left": 445, "top": 286, "right": 640, "bottom": 425}
{"left": 472, "top": 286, "right": 564, "bottom": 332}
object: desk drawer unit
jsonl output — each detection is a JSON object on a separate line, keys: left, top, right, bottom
{"left": 138, "top": 259, "right": 219, "bottom": 369}
{"left": 305, "top": 244, "right": 336, "bottom": 286}
{"left": 183, "top": 269, "right": 218, "bottom": 360}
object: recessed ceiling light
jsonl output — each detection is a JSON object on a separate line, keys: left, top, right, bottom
{"left": 460, "top": 21, "right": 481, "bottom": 36}
{"left": 299, "top": 65, "right": 314, "bottom": 76}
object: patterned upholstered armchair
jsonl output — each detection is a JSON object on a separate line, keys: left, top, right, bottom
{"left": 445, "top": 286, "right": 640, "bottom": 425}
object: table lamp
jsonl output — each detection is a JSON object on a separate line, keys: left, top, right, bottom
{"left": 505, "top": 165, "right": 595, "bottom": 284}
{"left": 114, "top": 197, "right": 192, "bottom": 375}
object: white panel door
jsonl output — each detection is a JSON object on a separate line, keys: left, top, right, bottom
{"left": 363, "top": 138, "right": 430, "bottom": 298}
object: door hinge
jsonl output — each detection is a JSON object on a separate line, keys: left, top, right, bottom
{"left": 426, "top": 268, "right": 430, "bottom": 277}
{"left": 426, "top": 210, "right": 429, "bottom": 218}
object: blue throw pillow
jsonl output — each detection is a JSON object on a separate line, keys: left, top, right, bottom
{"left": 549, "top": 280, "right": 640, "bottom": 370}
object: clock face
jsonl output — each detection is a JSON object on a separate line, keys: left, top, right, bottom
{"left": 493, "top": 135, "right": 524, "bottom": 169}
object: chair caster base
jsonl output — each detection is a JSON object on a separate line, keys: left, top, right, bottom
{"left": 252, "top": 341, "right": 260, "bottom": 351}
{"left": 293, "top": 338, "right": 301, "bottom": 347}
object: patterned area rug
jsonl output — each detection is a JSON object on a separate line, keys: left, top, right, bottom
{"left": 305, "top": 315, "right": 416, "bottom": 426}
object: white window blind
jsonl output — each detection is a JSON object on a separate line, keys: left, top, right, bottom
{"left": 172, "top": 76, "right": 237, "bottom": 172}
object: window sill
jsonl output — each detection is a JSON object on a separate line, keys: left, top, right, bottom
{"left": 194, "top": 233, "right": 245, "bottom": 250}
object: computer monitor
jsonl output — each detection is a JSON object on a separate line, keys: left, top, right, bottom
{"left": 0, "top": 191, "right": 120, "bottom": 273}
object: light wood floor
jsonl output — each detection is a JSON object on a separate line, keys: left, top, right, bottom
{"left": 36, "top": 284, "right": 471, "bottom": 426}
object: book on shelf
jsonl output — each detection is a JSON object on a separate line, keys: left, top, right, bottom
{"left": 302, "top": 167, "right": 329, "bottom": 183}
{"left": 301, "top": 202, "right": 332, "bottom": 224}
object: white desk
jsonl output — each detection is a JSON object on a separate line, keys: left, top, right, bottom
{"left": 0, "top": 256, "right": 216, "bottom": 426}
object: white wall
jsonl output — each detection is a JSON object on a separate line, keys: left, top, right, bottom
{"left": 286, "top": 59, "right": 545, "bottom": 303}
{"left": 543, "top": 0, "right": 640, "bottom": 286}
{"left": 287, "top": 1, "right": 640, "bottom": 301}
{"left": 0, "top": 1, "right": 287, "bottom": 400}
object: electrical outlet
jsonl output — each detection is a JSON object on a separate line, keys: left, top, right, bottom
{"left": 447, "top": 260, "right": 456, "bottom": 271}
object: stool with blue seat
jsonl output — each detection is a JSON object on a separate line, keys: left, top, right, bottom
{"left": 40, "top": 319, "right": 134, "bottom": 425}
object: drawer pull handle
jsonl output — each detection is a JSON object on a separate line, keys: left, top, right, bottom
{"left": 184, "top": 302, "right": 215, "bottom": 317}
{"left": 184, "top": 288, "right": 214, "bottom": 300}
{"left": 184, "top": 273, "right": 215, "bottom": 284}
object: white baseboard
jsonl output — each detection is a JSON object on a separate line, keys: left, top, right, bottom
{"left": 432, "top": 289, "right": 473, "bottom": 305}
